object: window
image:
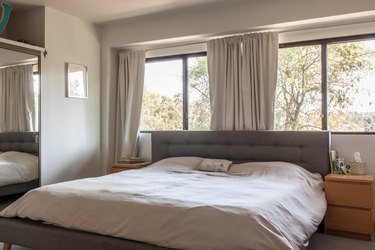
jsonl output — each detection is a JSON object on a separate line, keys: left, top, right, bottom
{"left": 275, "top": 45, "right": 322, "bottom": 131}
{"left": 140, "top": 54, "right": 210, "bottom": 131}
{"left": 188, "top": 57, "right": 210, "bottom": 130}
{"left": 275, "top": 35, "right": 375, "bottom": 133}
{"left": 327, "top": 40, "right": 375, "bottom": 132}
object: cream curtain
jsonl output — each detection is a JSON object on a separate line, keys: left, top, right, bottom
{"left": 207, "top": 32, "right": 278, "bottom": 130}
{"left": 0, "top": 65, "right": 35, "bottom": 132}
{"left": 114, "top": 50, "right": 146, "bottom": 161}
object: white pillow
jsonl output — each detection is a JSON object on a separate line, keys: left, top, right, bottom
{"left": 198, "top": 159, "right": 232, "bottom": 173}
{"left": 229, "top": 161, "right": 324, "bottom": 189}
{"left": 148, "top": 157, "right": 204, "bottom": 170}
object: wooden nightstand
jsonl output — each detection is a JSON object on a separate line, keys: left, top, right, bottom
{"left": 325, "top": 174, "right": 374, "bottom": 241}
{"left": 111, "top": 162, "right": 151, "bottom": 173}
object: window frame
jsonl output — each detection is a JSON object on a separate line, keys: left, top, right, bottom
{"left": 279, "top": 33, "right": 375, "bottom": 135}
{"left": 144, "top": 33, "right": 375, "bottom": 134}
{"left": 144, "top": 52, "right": 207, "bottom": 130}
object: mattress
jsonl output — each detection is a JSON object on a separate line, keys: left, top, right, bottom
{"left": 0, "top": 151, "right": 38, "bottom": 187}
{"left": 0, "top": 157, "right": 326, "bottom": 250}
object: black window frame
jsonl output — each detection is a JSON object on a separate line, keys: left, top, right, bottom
{"left": 144, "top": 33, "right": 375, "bottom": 134}
{"left": 145, "top": 52, "right": 207, "bottom": 130}
{"left": 279, "top": 33, "right": 375, "bottom": 135}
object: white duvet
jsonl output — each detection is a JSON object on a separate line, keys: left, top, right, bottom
{"left": 0, "top": 157, "right": 326, "bottom": 250}
{"left": 0, "top": 151, "right": 38, "bottom": 187}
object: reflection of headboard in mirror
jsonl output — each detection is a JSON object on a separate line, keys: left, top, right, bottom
{"left": 0, "top": 132, "right": 39, "bottom": 156}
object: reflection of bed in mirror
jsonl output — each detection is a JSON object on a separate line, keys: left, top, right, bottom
{"left": 0, "top": 132, "right": 39, "bottom": 197}
{"left": 0, "top": 42, "right": 41, "bottom": 198}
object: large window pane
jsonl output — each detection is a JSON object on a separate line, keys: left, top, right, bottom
{"left": 275, "top": 45, "right": 322, "bottom": 130}
{"left": 328, "top": 40, "right": 375, "bottom": 132}
{"left": 140, "top": 59, "right": 183, "bottom": 130}
{"left": 188, "top": 56, "right": 210, "bottom": 130}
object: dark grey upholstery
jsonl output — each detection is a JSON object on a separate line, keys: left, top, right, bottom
{"left": 0, "top": 218, "right": 171, "bottom": 250}
{"left": 0, "top": 132, "right": 39, "bottom": 156}
{"left": 151, "top": 131, "right": 331, "bottom": 176}
{"left": 0, "top": 180, "right": 39, "bottom": 197}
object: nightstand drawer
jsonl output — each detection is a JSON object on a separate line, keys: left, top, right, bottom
{"left": 325, "top": 181, "right": 372, "bottom": 208}
{"left": 326, "top": 206, "right": 373, "bottom": 235}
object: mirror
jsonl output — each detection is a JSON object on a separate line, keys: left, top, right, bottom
{"left": 0, "top": 43, "right": 40, "bottom": 199}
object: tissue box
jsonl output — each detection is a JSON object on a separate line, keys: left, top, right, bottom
{"left": 349, "top": 161, "right": 366, "bottom": 175}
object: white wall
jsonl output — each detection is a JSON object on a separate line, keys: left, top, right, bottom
{"left": 332, "top": 135, "right": 375, "bottom": 175}
{"left": 101, "top": 0, "right": 375, "bottom": 173}
{"left": 41, "top": 7, "right": 101, "bottom": 184}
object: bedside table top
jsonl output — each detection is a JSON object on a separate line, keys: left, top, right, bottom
{"left": 111, "top": 162, "right": 152, "bottom": 173}
{"left": 112, "top": 162, "right": 151, "bottom": 168}
{"left": 325, "top": 174, "right": 374, "bottom": 183}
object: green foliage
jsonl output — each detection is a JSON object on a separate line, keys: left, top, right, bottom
{"left": 188, "top": 57, "right": 210, "bottom": 130}
{"left": 275, "top": 45, "right": 322, "bottom": 130}
{"left": 140, "top": 57, "right": 210, "bottom": 130}
{"left": 140, "top": 89, "right": 183, "bottom": 130}
{"left": 275, "top": 41, "right": 375, "bottom": 131}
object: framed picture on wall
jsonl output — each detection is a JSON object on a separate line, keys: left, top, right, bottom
{"left": 65, "top": 63, "right": 88, "bottom": 98}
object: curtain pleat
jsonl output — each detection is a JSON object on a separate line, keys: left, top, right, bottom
{"left": 114, "top": 50, "right": 145, "bottom": 161}
{"left": 0, "top": 65, "right": 35, "bottom": 132}
{"left": 207, "top": 32, "right": 278, "bottom": 130}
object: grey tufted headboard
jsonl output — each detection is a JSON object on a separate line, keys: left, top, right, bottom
{"left": 0, "top": 132, "right": 39, "bottom": 156}
{"left": 151, "top": 131, "right": 331, "bottom": 176}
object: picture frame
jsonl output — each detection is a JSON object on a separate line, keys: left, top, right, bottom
{"left": 65, "top": 63, "right": 88, "bottom": 99}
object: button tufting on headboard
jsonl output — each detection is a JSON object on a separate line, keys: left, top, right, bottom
{"left": 151, "top": 131, "right": 331, "bottom": 176}
{"left": 0, "top": 132, "right": 39, "bottom": 156}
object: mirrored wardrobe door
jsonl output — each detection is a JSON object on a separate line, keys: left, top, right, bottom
{"left": 0, "top": 42, "right": 41, "bottom": 199}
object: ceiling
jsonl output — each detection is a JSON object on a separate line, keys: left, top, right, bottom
{"left": 7, "top": 0, "right": 229, "bottom": 24}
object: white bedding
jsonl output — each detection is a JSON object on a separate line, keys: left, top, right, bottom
{"left": 0, "top": 151, "right": 38, "bottom": 187}
{"left": 0, "top": 157, "right": 326, "bottom": 250}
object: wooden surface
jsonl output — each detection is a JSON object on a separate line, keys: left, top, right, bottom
{"left": 325, "top": 174, "right": 374, "bottom": 240}
{"left": 325, "top": 229, "right": 372, "bottom": 241}
{"left": 111, "top": 162, "right": 151, "bottom": 173}
{"left": 325, "top": 174, "right": 375, "bottom": 183}
{"left": 325, "top": 206, "right": 373, "bottom": 234}
{"left": 3, "top": 243, "right": 11, "bottom": 250}
{"left": 325, "top": 181, "right": 372, "bottom": 208}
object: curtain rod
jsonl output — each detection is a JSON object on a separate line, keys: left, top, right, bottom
{"left": 145, "top": 41, "right": 207, "bottom": 53}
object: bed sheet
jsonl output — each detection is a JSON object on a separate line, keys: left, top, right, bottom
{"left": 0, "top": 157, "right": 326, "bottom": 250}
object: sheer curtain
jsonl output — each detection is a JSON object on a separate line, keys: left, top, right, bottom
{"left": 114, "top": 50, "right": 146, "bottom": 161}
{"left": 0, "top": 65, "right": 35, "bottom": 132}
{"left": 207, "top": 32, "right": 279, "bottom": 130}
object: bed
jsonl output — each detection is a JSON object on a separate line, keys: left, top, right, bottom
{"left": 0, "top": 132, "right": 39, "bottom": 197}
{"left": 0, "top": 131, "right": 330, "bottom": 250}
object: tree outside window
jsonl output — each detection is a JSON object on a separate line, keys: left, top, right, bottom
{"left": 275, "top": 37, "right": 375, "bottom": 132}
{"left": 140, "top": 55, "right": 210, "bottom": 131}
